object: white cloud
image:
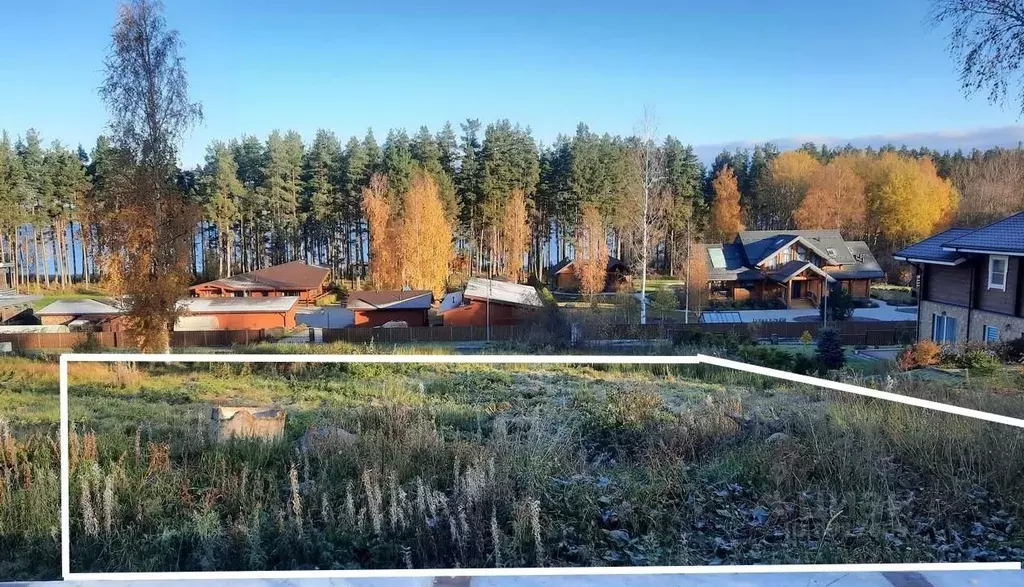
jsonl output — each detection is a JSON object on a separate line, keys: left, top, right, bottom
{"left": 693, "top": 125, "right": 1024, "bottom": 164}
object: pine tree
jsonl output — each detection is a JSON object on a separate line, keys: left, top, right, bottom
{"left": 262, "top": 130, "right": 304, "bottom": 263}
{"left": 815, "top": 328, "right": 845, "bottom": 371}
{"left": 201, "top": 140, "right": 243, "bottom": 277}
{"left": 302, "top": 129, "right": 341, "bottom": 267}
{"left": 231, "top": 135, "right": 267, "bottom": 271}
{"left": 383, "top": 128, "right": 414, "bottom": 206}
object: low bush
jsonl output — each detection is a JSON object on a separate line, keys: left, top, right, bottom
{"left": 898, "top": 340, "right": 942, "bottom": 370}
{"left": 940, "top": 343, "right": 1003, "bottom": 373}
{"left": 996, "top": 338, "right": 1024, "bottom": 364}
{"left": 71, "top": 331, "right": 104, "bottom": 353}
{"left": 671, "top": 328, "right": 755, "bottom": 351}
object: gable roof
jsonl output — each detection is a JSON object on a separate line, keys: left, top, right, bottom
{"left": 346, "top": 290, "right": 433, "bottom": 310}
{"left": 768, "top": 260, "right": 836, "bottom": 283}
{"left": 738, "top": 230, "right": 856, "bottom": 266}
{"left": 704, "top": 230, "right": 883, "bottom": 280}
{"left": 893, "top": 228, "right": 974, "bottom": 265}
{"left": 36, "top": 299, "right": 123, "bottom": 316}
{"left": 190, "top": 261, "right": 330, "bottom": 292}
{"left": 551, "top": 256, "right": 629, "bottom": 275}
{"left": 463, "top": 278, "right": 544, "bottom": 308}
{"left": 940, "top": 210, "right": 1024, "bottom": 256}
{"left": 177, "top": 297, "right": 299, "bottom": 314}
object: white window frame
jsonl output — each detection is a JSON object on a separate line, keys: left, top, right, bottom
{"left": 932, "top": 314, "right": 958, "bottom": 344}
{"left": 988, "top": 255, "right": 1008, "bottom": 291}
{"left": 984, "top": 325, "right": 1000, "bottom": 344}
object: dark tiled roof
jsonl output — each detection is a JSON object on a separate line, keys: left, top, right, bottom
{"left": 894, "top": 228, "right": 975, "bottom": 264}
{"left": 192, "top": 261, "right": 331, "bottom": 292}
{"left": 731, "top": 230, "right": 883, "bottom": 279}
{"left": 941, "top": 211, "right": 1024, "bottom": 254}
{"left": 346, "top": 290, "right": 433, "bottom": 310}
{"left": 738, "top": 230, "right": 839, "bottom": 265}
{"left": 702, "top": 243, "right": 750, "bottom": 281}
{"left": 831, "top": 241, "right": 885, "bottom": 279}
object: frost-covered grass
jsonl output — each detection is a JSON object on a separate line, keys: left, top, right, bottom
{"left": 2, "top": 358, "right": 1024, "bottom": 577}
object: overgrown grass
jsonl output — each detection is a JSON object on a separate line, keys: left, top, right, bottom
{"left": 4, "top": 358, "right": 1024, "bottom": 578}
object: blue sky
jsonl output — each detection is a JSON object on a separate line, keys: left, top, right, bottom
{"left": 2, "top": 0, "right": 1022, "bottom": 167}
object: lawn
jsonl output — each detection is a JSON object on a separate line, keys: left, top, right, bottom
{"left": 771, "top": 343, "right": 890, "bottom": 376}
{"left": 3, "top": 353, "right": 1024, "bottom": 578}
{"left": 29, "top": 291, "right": 113, "bottom": 311}
{"left": 870, "top": 285, "right": 916, "bottom": 306}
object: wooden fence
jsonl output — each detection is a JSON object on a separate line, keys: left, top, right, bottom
{"left": 0, "top": 321, "right": 917, "bottom": 352}
{"left": 321, "top": 325, "right": 521, "bottom": 344}
{"left": 0, "top": 329, "right": 267, "bottom": 351}
{"left": 582, "top": 321, "right": 917, "bottom": 346}
{"left": 321, "top": 320, "right": 918, "bottom": 347}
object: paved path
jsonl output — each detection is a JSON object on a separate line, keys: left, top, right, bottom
{"left": 7, "top": 571, "right": 1024, "bottom": 587}
{"left": 703, "top": 301, "right": 918, "bottom": 324}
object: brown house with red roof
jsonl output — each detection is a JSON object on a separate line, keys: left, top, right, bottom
{"left": 189, "top": 261, "right": 331, "bottom": 305}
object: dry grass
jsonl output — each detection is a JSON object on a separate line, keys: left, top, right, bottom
{"left": 3, "top": 358, "right": 1024, "bottom": 577}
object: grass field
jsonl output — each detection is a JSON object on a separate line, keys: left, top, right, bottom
{"left": 3, "top": 354, "right": 1024, "bottom": 578}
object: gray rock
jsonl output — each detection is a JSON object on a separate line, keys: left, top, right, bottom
{"left": 300, "top": 425, "right": 358, "bottom": 453}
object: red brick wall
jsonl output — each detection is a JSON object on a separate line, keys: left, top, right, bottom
{"left": 442, "top": 299, "right": 537, "bottom": 326}
{"left": 353, "top": 309, "right": 429, "bottom": 328}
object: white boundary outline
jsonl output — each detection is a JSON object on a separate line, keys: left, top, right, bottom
{"left": 58, "top": 353, "right": 1024, "bottom": 581}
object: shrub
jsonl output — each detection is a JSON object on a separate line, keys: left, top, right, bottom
{"left": 314, "top": 293, "right": 338, "bottom": 307}
{"left": 819, "top": 283, "right": 855, "bottom": 322}
{"left": 791, "top": 354, "right": 820, "bottom": 375}
{"left": 799, "top": 330, "right": 813, "bottom": 345}
{"left": 650, "top": 287, "right": 679, "bottom": 320}
{"left": 815, "top": 328, "right": 845, "bottom": 370}
{"left": 671, "top": 328, "right": 754, "bottom": 352}
{"left": 72, "top": 331, "right": 104, "bottom": 353}
{"left": 996, "top": 338, "right": 1024, "bottom": 364}
{"left": 735, "top": 345, "right": 794, "bottom": 371}
{"left": 941, "top": 343, "right": 1002, "bottom": 373}
{"left": 897, "top": 340, "right": 941, "bottom": 370}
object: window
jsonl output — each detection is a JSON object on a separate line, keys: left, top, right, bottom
{"left": 708, "top": 248, "right": 727, "bottom": 269}
{"left": 796, "top": 246, "right": 807, "bottom": 261}
{"left": 932, "top": 314, "right": 958, "bottom": 344}
{"left": 984, "top": 325, "right": 1000, "bottom": 343}
{"left": 988, "top": 255, "right": 1008, "bottom": 290}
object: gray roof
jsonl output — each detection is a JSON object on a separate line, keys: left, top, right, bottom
{"left": 739, "top": 230, "right": 858, "bottom": 265}
{"left": 346, "top": 290, "right": 433, "bottom": 310}
{"left": 893, "top": 228, "right": 975, "bottom": 264}
{"left": 463, "top": 278, "right": 544, "bottom": 308}
{"left": 768, "top": 260, "right": 836, "bottom": 283}
{"left": 704, "top": 230, "right": 883, "bottom": 282}
{"left": 829, "top": 240, "right": 884, "bottom": 278}
{"left": 941, "top": 210, "right": 1024, "bottom": 255}
{"left": 702, "top": 243, "right": 760, "bottom": 281}
{"left": 36, "top": 299, "right": 123, "bottom": 316}
{"left": 177, "top": 297, "right": 298, "bottom": 314}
